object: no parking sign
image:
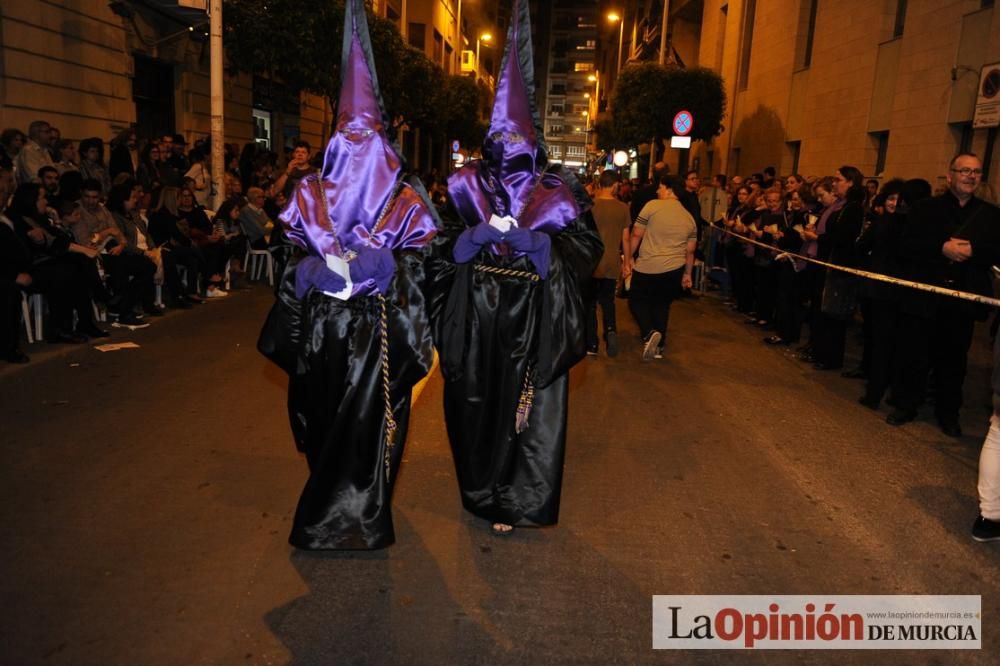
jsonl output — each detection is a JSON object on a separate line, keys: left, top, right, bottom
{"left": 673, "top": 110, "right": 693, "bottom": 136}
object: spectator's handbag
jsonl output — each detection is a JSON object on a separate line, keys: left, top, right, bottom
{"left": 821, "top": 269, "right": 859, "bottom": 320}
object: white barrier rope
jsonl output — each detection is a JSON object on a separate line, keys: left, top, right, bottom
{"left": 714, "top": 226, "right": 1000, "bottom": 309}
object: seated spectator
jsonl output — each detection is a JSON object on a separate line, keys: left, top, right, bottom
{"left": 57, "top": 170, "right": 84, "bottom": 205}
{"left": 239, "top": 186, "right": 271, "bottom": 250}
{"left": 177, "top": 187, "right": 227, "bottom": 297}
{"left": 212, "top": 197, "right": 247, "bottom": 271}
{"left": 15, "top": 120, "right": 55, "bottom": 185}
{"left": 54, "top": 139, "right": 79, "bottom": 175}
{"left": 73, "top": 179, "right": 155, "bottom": 325}
{"left": 109, "top": 128, "right": 138, "bottom": 181}
{"left": 78, "top": 138, "right": 111, "bottom": 198}
{"left": 148, "top": 186, "right": 206, "bottom": 303}
{"left": 0, "top": 171, "right": 31, "bottom": 362}
{"left": 37, "top": 166, "right": 61, "bottom": 209}
{"left": 108, "top": 181, "right": 196, "bottom": 314}
{"left": 1, "top": 129, "right": 25, "bottom": 171}
{"left": 184, "top": 149, "right": 212, "bottom": 208}
{"left": 6, "top": 182, "right": 109, "bottom": 342}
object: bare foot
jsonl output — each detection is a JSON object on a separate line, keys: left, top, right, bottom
{"left": 491, "top": 523, "right": 513, "bottom": 535}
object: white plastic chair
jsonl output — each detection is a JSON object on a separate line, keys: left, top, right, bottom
{"left": 20, "top": 292, "right": 34, "bottom": 344}
{"left": 28, "top": 293, "right": 45, "bottom": 342}
{"left": 244, "top": 245, "right": 274, "bottom": 286}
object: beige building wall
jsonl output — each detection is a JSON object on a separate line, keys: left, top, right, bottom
{"left": 0, "top": 0, "right": 134, "bottom": 142}
{"left": 1, "top": 1, "right": 268, "bottom": 150}
{"left": 693, "top": 0, "right": 1000, "bottom": 196}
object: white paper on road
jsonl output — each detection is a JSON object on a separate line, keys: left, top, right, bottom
{"left": 94, "top": 342, "right": 141, "bottom": 352}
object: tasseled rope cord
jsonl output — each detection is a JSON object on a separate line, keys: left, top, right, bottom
{"left": 474, "top": 168, "right": 548, "bottom": 434}
{"left": 311, "top": 177, "right": 402, "bottom": 480}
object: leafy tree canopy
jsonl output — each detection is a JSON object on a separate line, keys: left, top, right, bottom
{"left": 608, "top": 63, "right": 727, "bottom": 147}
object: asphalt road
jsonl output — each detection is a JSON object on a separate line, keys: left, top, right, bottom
{"left": 1, "top": 285, "right": 998, "bottom": 665}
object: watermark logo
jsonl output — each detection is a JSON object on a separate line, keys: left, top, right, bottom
{"left": 652, "top": 596, "right": 980, "bottom": 650}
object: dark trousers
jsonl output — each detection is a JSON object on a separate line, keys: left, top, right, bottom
{"left": 166, "top": 244, "right": 203, "bottom": 296}
{"left": 753, "top": 261, "right": 777, "bottom": 323}
{"left": 103, "top": 252, "right": 156, "bottom": 315}
{"left": 812, "top": 313, "right": 849, "bottom": 368}
{"left": 730, "top": 249, "right": 755, "bottom": 313}
{"left": 585, "top": 277, "right": 618, "bottom": 350}
{"left": 893, "top": 303, "right": 976, "bottom": 421}
{"left": 774, "top": 261, "right": 806, "bottom": 343}
{"left": 858, "top": 297, "right": 873, "bottom": 373}
{"left": 28, "top": 261, "right": 95, "bottom": 334}
{"left": 863, "top": 299, "right": 899, "bottom": 402}
{"left": 804, "top": 266, "right": 826, "bottom": 347}
{"left": 628, "top": 267, "right": 684, "bottom": 342}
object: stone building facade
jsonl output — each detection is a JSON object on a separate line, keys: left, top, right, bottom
{"left": 692, "top": 0, "right": 999, "bottom": 193}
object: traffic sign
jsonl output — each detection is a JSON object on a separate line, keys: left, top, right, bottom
{"left": 673, "top": 110, "right": 693, "bottom": 136}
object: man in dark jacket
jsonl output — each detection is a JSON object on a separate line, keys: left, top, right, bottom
{"left": 888, "top": 154, "right": 1000, "bottom": 436}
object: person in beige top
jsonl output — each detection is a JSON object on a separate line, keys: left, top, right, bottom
{"left": 626, "top": 174, "right": 697, "bottom": 360}
{"left": 586, "top": 169, "right": 632, "bottom": 357}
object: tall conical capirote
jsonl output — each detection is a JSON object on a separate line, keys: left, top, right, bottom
{"left": 482, "top": 0, "right": 548, "bottom": 217}
{"left": 316, "top": 0, "right": 402, "bottom": 244}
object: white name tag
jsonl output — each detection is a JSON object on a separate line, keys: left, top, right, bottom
{"left": 488, "top": 214, "right": 518, "bottom": 233}
{"left": 323, "top": 253, "right": 353, "bottom": 301}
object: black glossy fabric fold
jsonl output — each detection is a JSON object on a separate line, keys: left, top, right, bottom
{"left": 429, "top": 167, "right": 602, "bottom": 527}
{"left": 259, "top": 246, "right": 437, "bottom": 550}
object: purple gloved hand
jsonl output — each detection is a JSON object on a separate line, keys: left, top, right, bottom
{"left": 503, "top": 227, "right": 552, "bottom": 279}
{"left": 453, "top": 223, "right": 504, "bottom": 264}
{"left": 349, "top": 246, "right": 396, "bottom": 294}
{"left": 295, "top": 256, "right": 346, "bottom": 299}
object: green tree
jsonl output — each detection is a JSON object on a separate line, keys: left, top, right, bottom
{"left": 608, "top": 63, "right": 726, "bottom": 147}
{"left": 224, "top": 0, "right": 446, "bottom": 139}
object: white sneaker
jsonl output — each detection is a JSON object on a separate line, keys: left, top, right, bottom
{"left": 205, "top": 287, "right": 229, "bottom": 298}
{"left": 642, "top": 331, "right": 662, "bottom": 361}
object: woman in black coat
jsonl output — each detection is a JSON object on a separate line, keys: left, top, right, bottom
{"left": 811, "top": 166, "right": 866, "bottom": 370}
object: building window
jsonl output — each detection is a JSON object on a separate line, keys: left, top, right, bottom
{"left": 445, "top": 44, "right": 453, "bottom": 74}
{"left": 871, "top": 131, "right": 889, "bottom": 176}
{"left": 433, "top": 30, "right": 444, "bottom": 66}
{"left": 738, "top": 0, "right": 757, "bottom": 91}
{"left": 795, "top": 0, "right": 818, "bottom": 69}
{"left": 893, "top": 0, "right": 907, "bottom": 38}
{"left": 574, "top": 62, "right": 594, "bottom": 72}
{"left": 408, "top": 23, "right": 425, "bottom": 51}
{"left": 548, "top": 125, "right": 564, "bottom": 136}
{"left": 549, "top": 105, "right": 564, "bottom": 115}
{"left": 550, "top": 145, "right": 562, "bottom": 158}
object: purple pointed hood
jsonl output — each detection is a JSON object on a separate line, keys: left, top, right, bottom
{"left": 316, "top": 0, "right": 402, "bottom": 248}
{"left": 280, "top": 0, "right": 437, "bottom": 258}
{"left": 482, "top": 0, "right": 548, "bottom": 217}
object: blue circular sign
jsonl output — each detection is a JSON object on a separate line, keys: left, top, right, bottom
{"left": 673, "top": 110, "right": 693, "bottom": 136}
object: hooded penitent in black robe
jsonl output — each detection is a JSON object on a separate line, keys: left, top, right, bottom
{"left": 428, "top": 0, "right": 602, "bottom": 528}
{"left": 257, "top": 0, "right": 439, "bottom": 550}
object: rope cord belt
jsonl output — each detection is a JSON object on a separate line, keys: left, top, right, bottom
{"left": 715, "top": 226, "right": 1000, "bottom": 309}
{"left": 473, "top": 264, "right": 541, "bottom": 282}
{"left": 377, "top": 293, "right": 397, "bottom": 480}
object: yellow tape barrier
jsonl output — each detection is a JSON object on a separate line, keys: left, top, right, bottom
{"left": 715, "top": 226, "right": 1000, "bottom": 309}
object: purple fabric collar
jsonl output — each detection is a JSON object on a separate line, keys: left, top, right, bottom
{"left": 448, "top": 161, "right": 583, "bottom": 235}
{"left": 282, "top": 175, "right": 436, "bottom": 258}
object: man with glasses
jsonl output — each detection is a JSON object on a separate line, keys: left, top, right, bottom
{"left": 888, "top": 154, "right": 1000, "bottom": 437}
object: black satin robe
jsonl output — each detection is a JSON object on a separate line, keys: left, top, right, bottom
{"left": 429, "top": 167, "right": 602, "bottom": 527}
{"left": 258, "top": 221, "right": 439, "bottom": 551}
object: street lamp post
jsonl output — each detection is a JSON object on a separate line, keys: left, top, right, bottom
{"left": 608, "top": 11, "right": 624, "bottom": 74}
{"left": 476, "top": 32, "right": 492, "bottom": 84}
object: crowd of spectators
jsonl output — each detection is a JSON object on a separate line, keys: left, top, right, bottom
{"left": 1, "top": 118, "right": 306, "bottom": 365}
{"left": 582, "top": 156, "right": 1000, "bottom": 439}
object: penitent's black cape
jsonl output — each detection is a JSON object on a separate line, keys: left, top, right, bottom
{"left": 257, "top": 0, "right": 441, "bottom": 550}
{"left": 428, "top": 0, "right": 602, "bottom": 528}
{"left": 428, "top": 164, "right": 601, "bottom": 527}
